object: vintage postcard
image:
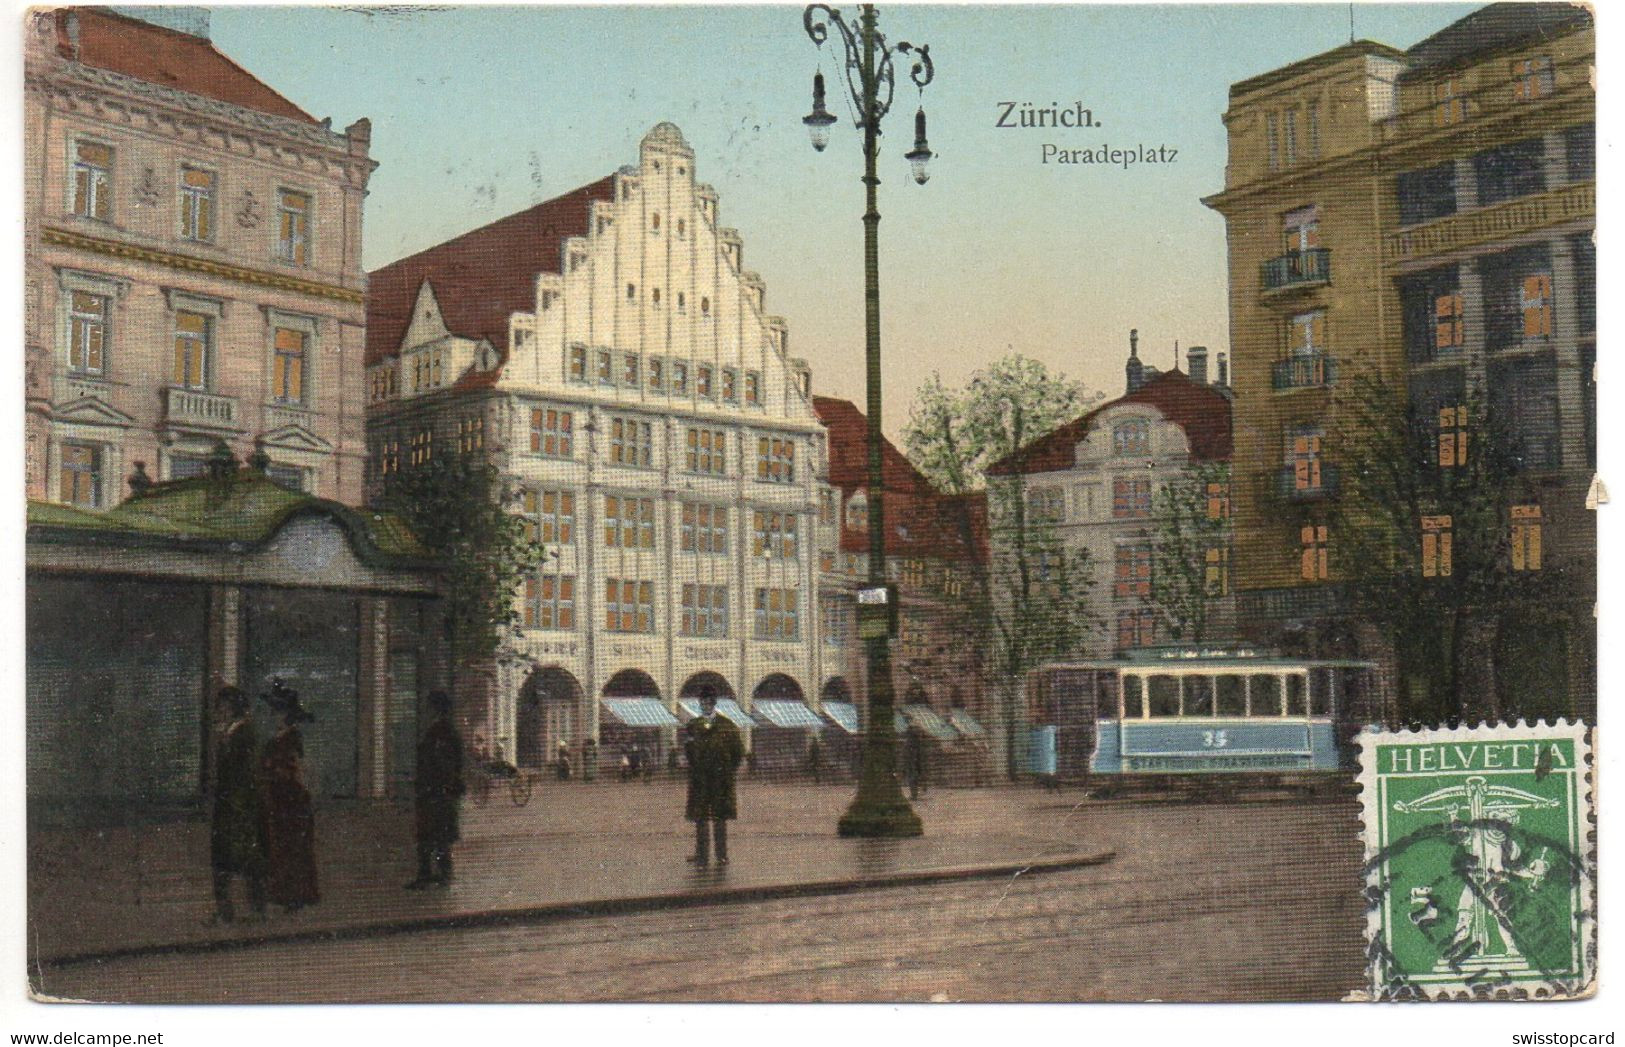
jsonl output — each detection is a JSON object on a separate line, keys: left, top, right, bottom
{"left": 14, "top": 0, "right": 1602, "bottom": 1022}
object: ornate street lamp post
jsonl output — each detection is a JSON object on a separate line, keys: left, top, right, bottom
{"left": 803, "top": 3, "right": 933, "bottom": 837}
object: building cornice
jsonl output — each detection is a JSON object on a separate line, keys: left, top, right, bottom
{"left": 26, "top": 59, "right": 376, "bottom": 187}
{"left": 1202, "top": 83, "right": 1591, "bottom": 214}
{"left": 41, "top": 225, "right": 365, "bottom": 305}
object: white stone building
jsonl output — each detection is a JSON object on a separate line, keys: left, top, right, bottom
{"left": 366, "top": 124, "right": 831, "bottom": 768}
{"left": 988, "top": 340, "right": 1236, "bottom": 659}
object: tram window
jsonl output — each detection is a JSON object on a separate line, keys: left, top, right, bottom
{"left": 1310, "top": 668, "right": 1334, "bottom": 716}
{"left": 1286, "top": 674, "right": 1308, "bottom": 716}
{"left": 1185, "top": 676, "right": 1215, "bottom": 716}
{"left": 1216, "top": 675, "right": 1247, "bottom": 716}
{"left": 1148, "top": 675, "right": 1180, "bottom": 718}
{"left": 1339, "top": 668, "right": 1367, "bottom": 719}
{"left": 1123, "top": 675, "right": 1145, "bottom": 719}
{"left": 1248, "top": 675, "right": 1282, "bottom": 716}
{"left": 1096, "top": 671, "right": 1122, "bottom": 720}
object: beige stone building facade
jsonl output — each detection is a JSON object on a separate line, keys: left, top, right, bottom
{"left": 24, "top": 8, "right": 376, "bottom": 508}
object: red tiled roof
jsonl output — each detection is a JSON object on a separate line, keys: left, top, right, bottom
{"left": 55, "top": 8, "right": 317, "bottom": 124}
{"left": 366, "top": 176, "right": 617, "bottom": 365}
{"left": 988, "top": 369, "right": 1232, "bottom": 476}
{"left": 812, "top": 395, "right": 930, "bottom": 495}
{"left": 813, "top": 396, "right": 983, "bottom": 563}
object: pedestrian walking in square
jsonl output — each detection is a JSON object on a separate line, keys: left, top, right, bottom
{"left": 407, "top": 690, "right": 464, "bottom": 889}
{"left": 684, "top": 686, "right": 744, "bottom": 866}
{"left": 261, "top": 680, "right": 319, "bottom": 911}
{"left": 209, "top": 685, "right": 267, "bottom": 924}
{"left": 804, "top": 734, "right": 825, "bottom": 784}
{"left": 904, "top": 722, "right": 928, "bottom": 801}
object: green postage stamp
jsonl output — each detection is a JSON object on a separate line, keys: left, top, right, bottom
{"left": 1357, "top": 721, "right": 1595, "bottom": 1001}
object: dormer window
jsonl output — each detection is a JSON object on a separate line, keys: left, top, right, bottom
{"left": 846, "top": 493, "right": 868, "bottom": 531}
{"left": 677, "top": 292, "right": 686, "bottom": 314}
{"left": 651, "top": 213, "right": 661, "bottom": 235}
{"left": 677, "top": 218, "right": 686, "bottom": 238}
{"left": 701, "top": 297, "right": 711, "bottom": 317}
{"left": 652, "top": 288, "right": 661, "bottom": 307}
{"left": 1113, "top": 419, "right": 1151, "bottom": 457}
{"left": 627, "top": 283, "right": 636, "bottom": 301}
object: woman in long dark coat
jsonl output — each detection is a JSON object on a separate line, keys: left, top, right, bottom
{"left": 210, "top": 686, "right": 267, "bottom": 922}
{"left": 262, "top": 683, "right": 319, "bottom": 910}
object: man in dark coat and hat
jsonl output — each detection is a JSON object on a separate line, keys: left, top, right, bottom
{"left": 683, "top": 685, "right": 744, "bottom": 865}
{"left": 210, "top": 685, "right": 267, "bottom": 923}
{"left": 407, "top": 691, "right": 464, "bottom": 888}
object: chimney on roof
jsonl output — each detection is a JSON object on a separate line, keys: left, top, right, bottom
{"left": 1187, "top": 345, "right": 1208, "bottom": 386}
{"left": 1216, "top": 351, "right": 1229, "bottom": 388}
{"left": 1125, "top": 328, "right": 1144, "bottom": 394}
{"left": 64, "top": 11, "right": 81, "bottom": 59}
{"left": 791, "top": 357, "right": 811, "bottom": 399}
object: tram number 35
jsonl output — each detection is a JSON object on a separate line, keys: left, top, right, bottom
{"left": 1201, "top": 730, "right": 1230, "bottom": 749}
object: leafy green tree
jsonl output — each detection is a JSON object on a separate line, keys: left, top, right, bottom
{"left": 904, "top": 355, "right": 1103, "bottom": 777}
{"left": 1150, "top": 461, "right": 1231, "bottom": 645}
{"left": 1329, "top": 372, "right": 1583, "bottom": 724}
{"left": 378, "top": 450, "right": 544, "bottom": 664}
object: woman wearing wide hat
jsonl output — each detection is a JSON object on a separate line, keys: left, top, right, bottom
{"left": 261, "top": 679, "right": 320, "bottom": 911}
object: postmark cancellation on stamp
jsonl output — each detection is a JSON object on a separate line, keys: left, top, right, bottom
{"left": 1356, "top": 721, "right": 1595, "bottom": 1001}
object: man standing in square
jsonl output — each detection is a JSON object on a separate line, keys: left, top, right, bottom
{"left": 684, "top": 685, "right": 744, "bottom": 866}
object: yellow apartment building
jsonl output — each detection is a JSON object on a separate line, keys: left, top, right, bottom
{"left": 1204, "top": 4, "right": 1594, "bottom": 720}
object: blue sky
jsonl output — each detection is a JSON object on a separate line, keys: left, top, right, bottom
{"left": 209, "top": 3, "right": 1480, "bottom": 435}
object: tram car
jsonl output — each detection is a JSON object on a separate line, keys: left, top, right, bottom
{"left": 1025, "top": 649, "right": 1382, "bottom": 795}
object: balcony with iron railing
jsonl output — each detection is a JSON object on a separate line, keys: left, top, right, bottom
{"left": 1275, "top": 464, "right": 1341, "bottom": 502}
{"left": 1260, "top": 248, "right": 1331, "bottom": 294}
{"left": 163, "top": 386, "right": 241, "bottom": 432}
{"left": 1271, "top": 354, "right": 1338, "bottom": 391}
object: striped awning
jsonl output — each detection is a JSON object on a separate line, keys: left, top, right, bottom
{"left": 821, "top": 701, "right": 860, "bottom": 734}
{"left": 678, "top": 698, "right": 757, "bottom": 729}
{"left": 601, "top": 698, "right": 679, "bottom": 727}
{"left": 902, "top": 704, "right": 960, "bottom": 742}
{"left": 948, "top": 708, "right": 988, "bottom": 738}
{"left": 753, "top": 700, "right": 825, "bottom": 729}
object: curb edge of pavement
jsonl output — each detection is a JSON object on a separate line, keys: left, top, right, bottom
{"left": 34, "top": 850, "right": 1116, "bottom": 971}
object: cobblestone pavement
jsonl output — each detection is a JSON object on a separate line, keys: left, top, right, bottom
{"left": 29, "top": 782, "right": 1101, "bottom": 964}
{"left": 34, "top": 789, "right": 1366, "bottom": 1003}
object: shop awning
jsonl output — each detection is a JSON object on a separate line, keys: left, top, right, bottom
{"left": 752, "top": 700, "right": 825, "bottom": 729}
{"left": 821, "top": 701, "right": 860, "bottom": 734}
{"left": 948, "top": 708, "right": 988, "bottom": 738}
{"left": 601, "top": 698, "right": 680, "bottom": 727}
{"left": 901, "top": 704, "right": 961, "bottom": 742}
{"left": 678, "top": 698, "right": 757, "bottom": 729}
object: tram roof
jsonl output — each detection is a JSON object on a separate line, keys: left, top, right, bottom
{"left": 1039, "top": 654, "right": 1377, "bottom": 672}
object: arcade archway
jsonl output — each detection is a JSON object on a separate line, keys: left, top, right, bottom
{"left": 516, "top": 667, "right": 583, "bottom": 769}
{"left": 678, "top": 671, "right": 734, "bottom": 701}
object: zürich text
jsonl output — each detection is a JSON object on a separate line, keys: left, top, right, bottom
{"left": 996, "top": 101, "right": 1097, "bottom": 129}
